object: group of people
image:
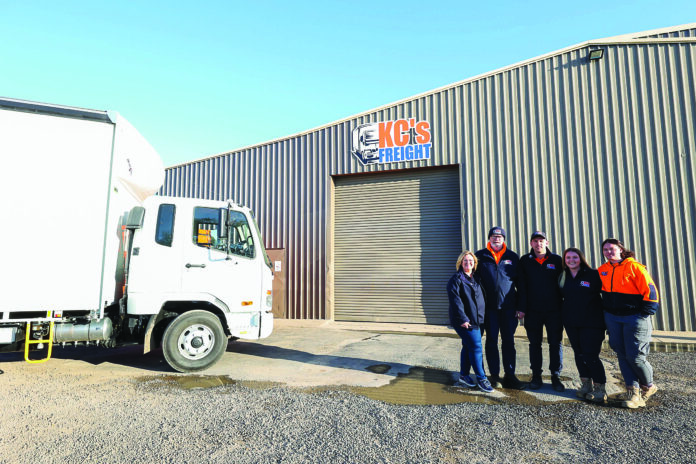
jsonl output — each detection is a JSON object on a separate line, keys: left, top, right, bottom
{"left": 446, "top": 227, "right": 659, "bottom": 408}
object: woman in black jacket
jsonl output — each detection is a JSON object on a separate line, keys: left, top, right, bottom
{"left": 559, "top": 248, "right": 607, "bottom": 403}
{"left": 447, "top": 251, "right": 493, "bottom": 393}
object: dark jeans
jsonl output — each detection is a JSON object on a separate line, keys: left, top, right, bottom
{"left": 524, "top": 310, "right": 563, "bottom": 377}
{"left": 484, "top": 308, "right": 519, "bottom": 377}
{"left": 454, "top": 325, "right": 486, "bottom": 381}
{"left": 564, "top": 325, "right": 606, "bottom": 384}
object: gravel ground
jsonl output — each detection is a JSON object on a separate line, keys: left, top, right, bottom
{"left": 1, "top": 349, "right": 695, "bottom": 464}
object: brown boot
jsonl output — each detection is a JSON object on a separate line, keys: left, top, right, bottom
{"left": 620, "top": 386, "right": 645, "bottom": 409}
{"left": 641, "top": 384, "right": 658, "bottom": 402}
{"left": 576, "top": 378, "right": 592, "bottom": 398}
{"left": 586, "top": 383, "right": 607, "bottom": 404}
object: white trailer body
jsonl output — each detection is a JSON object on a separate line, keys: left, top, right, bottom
{"left": 0, "top": 98, "right": 273, "bottom": 372}
{"left": 0, "top": 99, "right": 162, "bottom": 315}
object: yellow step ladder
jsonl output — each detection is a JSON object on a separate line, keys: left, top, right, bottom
{"left": 24, "top": 312, "right": 54, "bottom": 364}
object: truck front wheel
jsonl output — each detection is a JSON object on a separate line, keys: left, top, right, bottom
{"left": 161, "top": 310, "right": 228, "bottom": 373}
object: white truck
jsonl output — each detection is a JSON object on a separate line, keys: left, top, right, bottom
{"left": 0, "top": 97, "right": 274, "bottom": 372}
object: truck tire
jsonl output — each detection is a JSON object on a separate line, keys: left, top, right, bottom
{"left": 161, "top": 310, "right": 228, "bottom": 373}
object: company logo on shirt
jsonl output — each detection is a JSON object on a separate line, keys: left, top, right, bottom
{"left": 351, "top": 119, "right": 432, "bottom": 166}
{"left": 502, "top": 260, "right": 512, "bottom": 265}
{"left": 601, "top": 271, "right": 608, "bottom": 276}
{"left": 546, "top": 264, "right": 556, "bottom": 269}
{"left": 580, "top": 281, "right": 590, "bottom": 287}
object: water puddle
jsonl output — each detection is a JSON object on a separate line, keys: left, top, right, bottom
{"left": 351, "top": 366, "right": 500, "bottom": 405}
{"left": 365, "top": 364, "right": 392, "bottom": 374}
{"left": 137, "top": 374, "right": 237, "bottom": 390}
{"left": 133, "top": 368, "right": 662, "bottom": 409}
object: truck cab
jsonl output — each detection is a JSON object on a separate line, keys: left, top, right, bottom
{"left": 125, "top": 196, "right": 274, "bottom": 372}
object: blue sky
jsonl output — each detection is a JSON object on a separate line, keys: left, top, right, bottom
{"left": 1, "top": 1, "right": 694, "bottom": 167}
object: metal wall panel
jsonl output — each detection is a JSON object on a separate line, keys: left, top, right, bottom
{"left": 163, "top": 37, "right": 696, "bottom": 330}
{"left": 333, "top": 167, "right": 461, "bottom": 323}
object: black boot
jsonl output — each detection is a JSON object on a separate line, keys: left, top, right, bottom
{"left": 503, "top": 374, "right": 527, "bottom": 390}
{"left": 529, "top": 374, "right": 543, "bottom": 390}
{"left": 488, "top": 375, "right": 503, "bottom": 388}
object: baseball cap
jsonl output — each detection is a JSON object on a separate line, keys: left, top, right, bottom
{"left": 530, "top": 230, "right": 547, "bottom": 241}
{"left": 488, "top": 226, "right": 506, "bottom": 239}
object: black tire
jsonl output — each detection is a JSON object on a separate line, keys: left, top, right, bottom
{"left": 161, "top": 310, "right": 227, "bottom": 373}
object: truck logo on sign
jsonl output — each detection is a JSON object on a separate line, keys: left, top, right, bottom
{"left": 351, "top": 119, "right": 432, "bottom": 165}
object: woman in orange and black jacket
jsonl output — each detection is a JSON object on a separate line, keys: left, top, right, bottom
{"left": 599, "top": 238, "right": 659, "bottom": 409}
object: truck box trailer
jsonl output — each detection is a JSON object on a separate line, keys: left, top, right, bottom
{"left": 0, "top": 97, "right": 273, "bottom": 372}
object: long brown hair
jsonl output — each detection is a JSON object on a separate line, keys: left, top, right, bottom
{"left": 601, "top": 238, "right": 636, "bottom": 260}
{"left": 562, "top": 247, "right": 592, "bottom": 270}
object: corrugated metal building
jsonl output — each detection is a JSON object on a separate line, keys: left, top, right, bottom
{"left": 163, "top": 24, "right": 696, "bottom": 331}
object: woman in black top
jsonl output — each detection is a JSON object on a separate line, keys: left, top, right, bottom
{"left": 447, "top": 251, "right": 493, "bottom": 393}
{"left": 559, "top": 248, "right": 607, "bottom": 403}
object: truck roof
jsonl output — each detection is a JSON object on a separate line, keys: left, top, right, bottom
{"left": 0, "top": 96, "right": 113, "bottom": 123}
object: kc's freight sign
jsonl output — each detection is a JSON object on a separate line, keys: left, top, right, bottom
{"left": 351, "top": 119, "right": 432, "bottom": 166}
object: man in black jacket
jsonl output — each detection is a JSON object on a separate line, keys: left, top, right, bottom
{"left": 517, "top": 230, "right": 565, "bottom": 391}
{"left": 475, "top": 226, "right": 526, "bottom": 390}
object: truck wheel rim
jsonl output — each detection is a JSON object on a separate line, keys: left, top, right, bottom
{"left": 177, "top": 324, "right": 215, "bottom": 360}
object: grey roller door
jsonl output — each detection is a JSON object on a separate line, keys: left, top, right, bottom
{"left": 334, "top": 167, "right": 462, "bottom": 323}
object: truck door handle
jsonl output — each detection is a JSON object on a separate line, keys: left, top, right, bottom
{"left": 185, "top": 263, "right": 207, "bottom": 269}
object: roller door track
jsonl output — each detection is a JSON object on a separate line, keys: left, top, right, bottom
{"left": 333, "top": 167, "right": 462, "bottom": 323}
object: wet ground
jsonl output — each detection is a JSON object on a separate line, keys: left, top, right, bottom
{"left": 134, "top": 366, "right": 637, "bottom": 409}
{"left": 3, "top": 321, "right": 695, "bottom": 408}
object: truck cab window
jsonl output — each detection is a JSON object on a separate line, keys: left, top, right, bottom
{"left": 155, "top": 204, "right": 175, "bottom": 247}
{"left": 227, "top": 211, "right": 256, "bottom": 259}
{"left": 193, "top": 207, "right": 224, "bottom": 252}
{"left": 192, "top": 207, "right": 255, "bottom": 258}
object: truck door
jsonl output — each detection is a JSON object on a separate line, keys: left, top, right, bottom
{"left": 127, "top": 202, "right": 183, "bottom": 314}
{"left": 181, "top": 206, "right": 263, "bottom": 313}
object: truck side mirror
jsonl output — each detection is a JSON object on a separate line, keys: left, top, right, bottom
{"left": 219, "top": 209, "right": 228, "bottom": 238}
{"left": 125, "top": 206, "right": 146, "bottom": 229}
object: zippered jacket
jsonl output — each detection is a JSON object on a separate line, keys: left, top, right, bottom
{"left": 447, "top": 270, "right": 486, "bottom": 328}
{"left": 474, "top": 247, "right": 518, "bottom": 311}
{"left": 517, "top": 248, "right": 563, "bottom": 313}
{"left": 559, "top": 267, "right": 605, "bottom": 329}
{"left": 598, "top": 258, "right": 659, "bottom": 316}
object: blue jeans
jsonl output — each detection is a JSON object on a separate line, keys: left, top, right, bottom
{"left": 604, "top": 312, "right": 653, "bottom": 387}
{"left": 484, "top": 308, "right": 519, "bottom": 377}
{"left": 524, "top": 310, "right": 563, "bottom": 377}
{"left": 454, "top": 325, "right": 486, "bottom": 381}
